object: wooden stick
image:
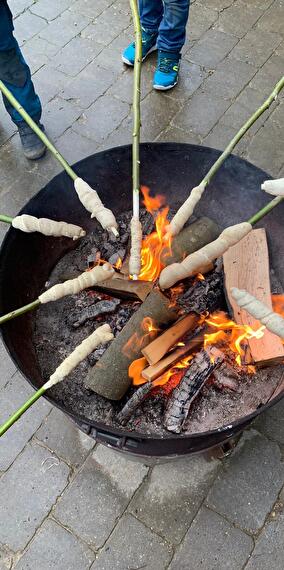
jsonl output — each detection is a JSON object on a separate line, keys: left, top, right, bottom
{"left": 142, "top": 313, "right": 200, "bottom": 365}
{"left": 95, "top": 278, "right": 154, "bottom": 301}
{"left": 0, "top": 214, "right": 13, "bottom": 224}
{"left": 117, "top": 381, "right": 153, "bottom": 424}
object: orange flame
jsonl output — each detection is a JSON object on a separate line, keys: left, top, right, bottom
{"left": 138, "top": 186, "right": 172, "bottom": 282}
{"left": 123, "top": 317, "right": 159, "bottom": 359}
{"left": 129, "top": 357, "right": 148, "bottom": 386}
{"left": 272, "top": 294, "right": 284, "bottom": 315}
{"left": 114, "top": 257, "right": 122, "bottom": 270}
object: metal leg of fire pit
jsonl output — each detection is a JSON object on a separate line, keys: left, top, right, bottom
{"left": 205, "top": 434, "right": 241, "bottom": 461}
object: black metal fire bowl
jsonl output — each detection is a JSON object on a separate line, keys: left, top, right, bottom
{"left": 0, "top": 143, "right": 283, "bottom": 458}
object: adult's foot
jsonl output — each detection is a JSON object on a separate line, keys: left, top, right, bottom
{"left": 18, "top": 121, "right": 46, "bottom": 160}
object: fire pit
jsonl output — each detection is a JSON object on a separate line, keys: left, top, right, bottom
{"left": 0, "top": 143, "right": 283, "bottom": 458}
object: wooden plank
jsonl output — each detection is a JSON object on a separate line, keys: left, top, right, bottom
{"left": 223, "top": 228, "right": 284, "bottom": 366}
{"left": 141, "top": 313, "right": 199, "bottom": 365}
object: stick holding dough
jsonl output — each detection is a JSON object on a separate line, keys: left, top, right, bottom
{"left": 39, "top": 263, "right": 114, "bottom": 304}
{"left": 129, "top": 216, "right": 142, "bottom": 277}
{"left": 231, "top": 287, "right": 284, "bottom": 339}
{"left": 74, "top": 178, "right": 119, "bottom": 236}
{"left": 165, "top": 183, "right": 206, "bottom": 238}
{"left": 12, "top": 214, "right": 86, "bottom": 240}
{"left": 261, "top": 178, "right": 284, "bottom": 197}
{"left": 159, "top": 222, "right": 252, "bottom": 290}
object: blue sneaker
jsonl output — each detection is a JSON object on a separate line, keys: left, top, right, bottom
{"left": 153, "top": 50, "right": 181, "bottom": 90}
{"left": 122, "top": 28, "right": 157, "bottom": 66}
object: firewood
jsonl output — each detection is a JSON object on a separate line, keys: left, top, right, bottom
{"left": 212, "top": 363, "right": 240, "bottom": 392}
{"left": 223, "top": 229, "right": 284, "bottom": 366}
{"left": 178, "top": 265, "right": 224, "bottom": 315}
{"left": 162, "top": 217, "right": 220, "bottom": 266}
{"left": 95, "top": 278, "right": 154, "bottom": 301}
{"left": 85, "top": 289, "right": 179, "bottom": 400}
{"left": 142, "top": 313, "right": 200, "bottom": 366}
{"left": 164, "top": 347, "right": 225, "bottom": 433}
{"left": 142, "top": 328, "right": 205, "bottom": 381}
{"left": 71, "top": 299, "right": 121, "bottom": 328}
{"left": 117, "top": 382, "right": 153, "bottom": 425}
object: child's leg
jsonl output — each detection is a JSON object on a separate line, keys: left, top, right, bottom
{"left": 157, "top": 0, "right": 190, "bottom": 53}
{"left": 139, "top": 0, "right": 164, "bottom": 32}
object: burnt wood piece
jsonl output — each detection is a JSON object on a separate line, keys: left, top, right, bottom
{"left": 212, "top": 363, "right": 240, "bottom": 392}
{"left": 72, "top": 299, "right": 121, "bottom": 328}
{"left": 177, "top": 267, "right": 224, "bottom": 315}
{"left": 117, "top": 382, "right": 154, "bottom": 424}
{"left": 163, "top": 217, "right": 220, "bottom": 266}
{"left": 85, "top": 289, "right": 179, "bottom": 400}
{"left": 94, "top": 278, "right": 154, "bottom": 301}
{"left": 164, "top": 347, "right": 225, "bottom": 433}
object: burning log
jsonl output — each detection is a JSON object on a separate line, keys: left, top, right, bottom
{"left": 95, "top": 278, "right": 154, "bottom": 301}
{"left": 212, "top": 362, "right": 241, "bottom": 393}
{"left": 117, "top": 382, "right": 153, "bottom": 425}
{"left": 163, "top": 217, "right": 220, "bottom": 266}
{"left": 71, "top": 299, "right": 121, "bottom": 328}
{"left": 142, "top": 313, "right": 200, "bottom": 366}
{"left": 164, "top": 346, "right": 225, "bottom": 433}
{"left": 178, "top": 265, "right": 224, "bottom": 314}
{"left": 85, "top": 289, "right": 179, "bottom": 400}
{"left": 223, "top": 228, "right": 284, "bottom": 365}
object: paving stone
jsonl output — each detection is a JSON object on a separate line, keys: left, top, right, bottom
{"left": 140, "top": 91, "right": 178, "bottom": 141}
{"left": 36, "top": 408, "right": 94, "bottom": 467}
{"left": 207, "top": 429, "right": 284, "bottom": 533}
{"left": 30, "top": 0, "right": 72, "bottom": 21}
{"left": 14, "top": 10, "right": 48, "bottom": 45}
{"left": 246, "top": 120, "right": 284, "bottom": 176}
{"left": 156, "top": 126, "right": 201, "bottom": 145}
{"left": 15, "top": 519, "right": 95, "bottom": 570}
{"left": 0, "top": 546, "right": 13, "bottom": 570}
{"left": 72, "top": 95, "right": 129, "bottom": 143}
{"left": 201, "top": 58, "right": 257, "bottom": 101}
{"left": 239, "top": 0, "right": 275, "bottom": 9}
{"left": 21, "top": 36, "right": 56, "bottom": 74}
{"left": 173, "top": 90, "right": 230, "bottom": 137}
{"left": 39, "top": 10, "right": 90, "bottom": 48}
{"left": 54, "top": 36, "right": 102, "bottom": 77}
{"left": 245, "top": 508, "right": 284, "bottom": 569}
{"left": 0, "top": 372, "right": 51, "bottom": 471}
{"left": 98, "top": 114, "right": 132, "bottom": 150}
{"left": 70, "top": 0, "right": 116, "bottom": 19}
{"left": 0, "top": 442, "right": 69, "bottom": 551}
{"left": 257, "top": 0, "right": 284, "bottom": 34}
{"left": 54, "top": 445, "right": 148, "bottom": 548}
{"left": 195, "top": 0, "right": 234, "bottom": 10}
{"left": 61, "top": 63, "right": 117, "bottom": 108}
{"left": 185, "top": 29, "right": 238, "bottom": 69}
{"left": 218, "top": 87, "right": 273, "bottom": 134}
{"left": 11, "top": 0, "right": 36, "bottom": 18}
{"left": 129, "top": 455, "right": 219, "bottom": 544}
{"left": 95, "top": 28, "right": 133, "bottom": 72}
{"left": 44, "top": 97, "right": 82, "bottom": 140}
{"left": 169, "top": 506, "right": 253, "bottom": 570}
{"left": 187, "top": 3, "right": 218, "bottom": 41}
{"left": 164, "top": 60, "right": 208, "bottom": 103}
{"left": 33, "top": 65, "right": 72, "bottom": 104}
{"left": 230, "top": 28, "right": 282, "bottom": 67}
{"left": 91, "top": 514, "right": 172, "bottom": 570}
{"left": 216, "top": 0, "right": 263, "bottom": 38}
{"left": 81, "top": 4, "right": 131, "bottom": 46}
{"left": 203, "top": 123, "right": 251, "bottom": 155}
{"left": 0, "top": 340, "right": 17, "bottom": 391}
{"left": 249, "top": 54, "right": 284, "bottom": 92}
{"left": 254, "top": 398, "right": 284, "bottom": 447}
{"left": 108, "top": 65, "right": 153, "bottom": 105}
{"left": 56, "top": 128, "right": 99, "bottom": 164}
{"left": 0, "top": 110, "right": 16, "bottom": 147}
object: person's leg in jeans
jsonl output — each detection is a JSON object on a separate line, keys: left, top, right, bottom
{"left": 122, "top": 0, "right": 163, "bottom": 65}
{"left": 153, "top": 0, "right": 190, "bottom": 90}
{"left": 0, "top": 1, "right": 46, "bottom": 158}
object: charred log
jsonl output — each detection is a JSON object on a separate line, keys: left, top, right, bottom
{"left": 71, "top": 299, "right": 121, "bottom": 328}
{"left": 117, "top": 382, "right": 154, "bottom": 424}
{"left": 177, "top": 266, "right": 224, "bottom": 315}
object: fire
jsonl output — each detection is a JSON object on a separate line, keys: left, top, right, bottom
{"left": 129, "top": 357, "right": 148, "bottom": 385}
{"left": 272, "top": 294, "right": 284, "bottom": 315}
{"left": 138, "top": 186, "right": 172, "bottom": 282}
{"left": 204, "top": 311, "right": 265, "bottom": 367}
{"left": 123, "top": 317, "right": 159, "bottom": 359}
{"left": 114, "top": 257, "right": 122, "bottom": 270}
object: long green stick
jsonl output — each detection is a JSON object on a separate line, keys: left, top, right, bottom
{"left": 130, "top": 0, "right": 142, "bottom": 211}
{"left": 0, "top": 214, "right": 13, "bottom": 224}
{"left": 0, "top": 386, "right": 46, "bottom": 437}
{"left": 0, "top": 79, "right": 77, "bottom": 181}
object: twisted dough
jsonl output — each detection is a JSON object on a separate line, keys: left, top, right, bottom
{"left": 261, "top": 178, "right": 284, "bottom": 196}
{"left": 231, "top": 287, "right": 284, "bottom": 339}
{"left": 12, "top": 214, "right": 85, "bottom": 240}
{"left": 159, "top": 222, "right": 252, "bottom": 289}
{"left": 74, "top": 178, "right": 118, "bottom": 233}
{"left": 39, "top": 263, "right": 114, "bottom": 304}
{"left": 129, "top": 216, "right": 142, "bottom": 277}
{"left": 45, "top": 324, "right": 114, "bottom": 388}
{"left": 165, "top": 183, "right": 206, "bottom": 238}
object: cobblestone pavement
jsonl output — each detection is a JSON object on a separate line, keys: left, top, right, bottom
{"left": 0, "top": 0, "right": 284, "bottom": 568}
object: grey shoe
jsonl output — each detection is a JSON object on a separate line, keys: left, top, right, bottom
{"left": 18, "top": 121, "right": 46, "bottom": 160}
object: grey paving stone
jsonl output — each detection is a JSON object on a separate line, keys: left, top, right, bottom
{"left": 11, "top": 0, "right": 36, "bottom": 18}
{"left": 129, "top": 455, "right": 220, "bottom": 544}
{"left": 201, "top": 58, "right": 257, "bottom": 101}
{"left": 0, "top": 340, "right": 17, "bottom": 391}
{"left": 15, "top": 519, "right": 95, "bottom": 570}
{"left": 36, "top": 408, "right": 94, "bottom": 467}
{"left": 249, "top": 54, "right": 284, "bottom": 92}
{"left": 0, "top": 372, "right": 51, "bottom": 471}
{"left": 230, "top": 28, "right": 282, "bottom": 67}
{"left": 39, "top": 10, "right": 90, "bottom": 48}
{"left": 254, "top": 398, "right": 284, "bottom": 446}
{"left": 186, "top": 29, "right": 238, "bottom": 69}
{"left": 98, "top": 114, "right": 132, "bottom": 150}
{"left": 0, "top": 109, "right": 16, "bottom": 146}
{"left": 207, "top": 430, "right": 284, "bottom": 533}
{"left": 240, "top": 0, "right": 274, "bottom": 9}
{"left": 91, "top": 514, "right": 172, "bottom": 570}
{"left": 173, "top": 90, "right": 230, "bottom": 137}
{"left": 187, "top": 3, "right": 218, "bottom": 41}
{"left": 29, "top": 0, "right": 72, "bottom": 21}
{"left": 54, "top": 36, "right": 102, "bottom": 77}
{"left": 140, "top": 91, "right": 178, "bottom": 141}
{"left": 164, "top": 60, "right": 208, "bottom": 103}
{"left": 70, "top": 0, "right": 115, "bottom": 19}
{"left": 156, "top": 125, "right": 201, "bottom": 145}
{"left": 95, "top": 29, "right": 133, "bottom": 72}
{"left": 81, "top": 4, "right": 131, "bottom": 46}
{"left": 56, "top": 128, "right": 99, "bottom": 164}
{"left": 44, "top": 97, "right": 82, "bottom": 140}
{"left": 73, "top": 95, "right": 129, "bottom": 143}
{"left": 21, "top": 37, "right": 55, "bottom": 74}
{"left": 194, "top": 0, "right": 234, "bottom": 10}
{"left": 257, "top": 0, "right": 284, "bottom": 34}
{"left": 54, "top": 445, "right": 148, "bottom": 548}
{"left": 108, "top": 65, "right": 153, "bottom": 105}
{"left": 169, "top": 506, "right": 253, "bottom": 570}
{"left": 246, "top": 120, "right": 284, "bottom": 176}
{"left": 14, "top": 10, "right": 48, "bottom": 45}
{"left": 218, "top": 89, "right": 272, "bottom": 134}
{"left": 61, "top": 62, "right": 117, "bottom": 108}
{"left": 216, "top": 1, "right": 263, "bottom": 38}
{"left": 245, "top": 509, "right": 284, "bottom": 569}
{"left": 33, "top": 65, "right": 72, "bottom": 105}
{"left": 0, "top": 442, "right": 70, "bottom": 551}
{"left": 0, "top": 546, "right": 13, "bottom": 570}
{"left": 203, "top": 123, "right": 251, "bottom": 155}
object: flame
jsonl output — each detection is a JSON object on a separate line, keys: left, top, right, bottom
{"left": 138, "top": 186, "right": 172, "bottom": 282}
{"left": 114, "top": 257, "right": 122, "bottom": 270}
{"left": 129, "top": 357, "right": 148, "bottom": 386}
{"left": 123, "top": 317, "right": 159, "bottom": 359}
{"left": 272, "top": 294, "right": 284, "bottom": 315}
{"left": 204, "top": 311, "right": 265, "bottom": 366}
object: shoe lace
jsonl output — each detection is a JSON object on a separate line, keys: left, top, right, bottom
{"left": 158, "top": 56, "right": 177, "bottom": 73}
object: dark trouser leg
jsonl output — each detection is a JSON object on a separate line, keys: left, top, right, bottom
{"left": 139, "top": 0, "right": 164, "bottom": 32}
{"left": 157, "top": 0, "right": 190, "bottom": 53}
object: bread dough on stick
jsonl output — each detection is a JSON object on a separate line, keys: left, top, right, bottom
{"left": 12, "top": 214, "right": 85, "bottom": 240}
{"left": 159, "top": 222, "right": 252, "bottom": 289}
{"left": 74, "top": 178, "right": 118, "bottom": 235}
{"left": 129, "top": 216, "right": 142, "bottom": 277}
{"left": 261, "top": 178, "right": 284, "bottom": 196}
{"left": 39, "top": 263, "right": 114, "bottom": 304}
{"left": 45, "top": 324, "right": 114, "bottom": 389}
{"left": 231, "top": 287, "right": 284, "bottom": 339}
{"left": 165, "top": 183, "right": 206, "bottom": 238}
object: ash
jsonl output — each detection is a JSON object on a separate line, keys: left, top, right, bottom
{"left": 34, "top": 209, "right": 284, "bottom": 437}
